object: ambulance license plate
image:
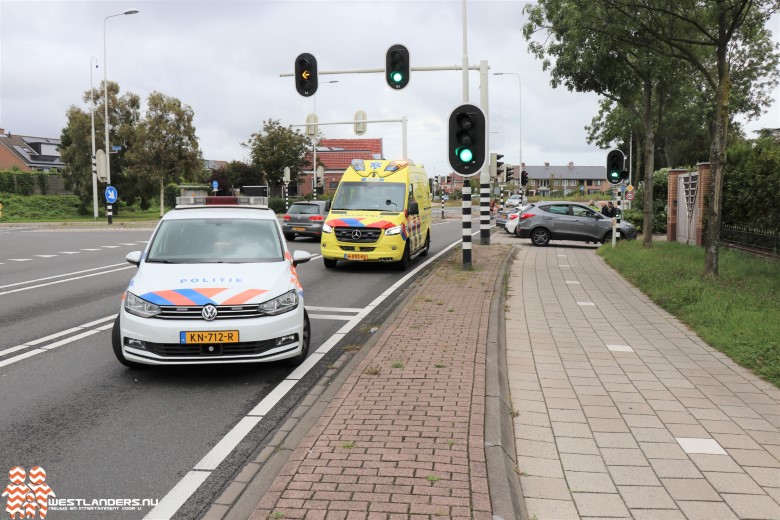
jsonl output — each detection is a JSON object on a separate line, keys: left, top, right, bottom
{"left": 292, "top": 227, "right": 306, "bottom": 231}
{"left": 181, "top": 331, "right": 239, "bottom": 344}
{"left": 347, "top": 253, "right": 368, "bottom": 261}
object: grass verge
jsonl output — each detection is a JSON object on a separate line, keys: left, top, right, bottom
{"left": 0, "top": 194, "right": 161, "bottom": 222}
{"left": 598, "top": 240, "right": 779, "bottom": 387}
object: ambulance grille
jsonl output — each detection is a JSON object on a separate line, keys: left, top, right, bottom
{"left": 334, "top": 227, "right": 381, "bottom": 243}
{"left": 156, "top": 304, "right": 261, "bottom": 320}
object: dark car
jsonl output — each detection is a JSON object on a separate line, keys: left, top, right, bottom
{"left": 282, "top": 200, "right": 329, "bottom": 240}
{"left": 514, "top": 201, "right": 637, "bottom": 246}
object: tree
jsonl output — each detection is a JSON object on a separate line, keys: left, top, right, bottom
{"left": 599, "top": 0, "right": 780, "bottom": 275}
{"left": 244, "top": 120, "right": 311, "bottom": 196}
{"left": 124, "top": 91, "right": 204, "bottom": 215}
{"left": 59, "top": 81, "right": 140, "bottom": 214}
{"left": 212, "top": 161, "right": 263, "bottom": 194}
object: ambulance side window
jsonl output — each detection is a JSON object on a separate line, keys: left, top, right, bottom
{"left": 408, "top": 183, "right": 414, "bottom": 204}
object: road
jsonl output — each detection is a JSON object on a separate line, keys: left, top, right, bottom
{"left": 0, "top": 218, "right": 471, "bottom": 519}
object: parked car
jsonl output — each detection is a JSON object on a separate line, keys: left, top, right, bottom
{"left": 504, "top": 205, "right": 529, "bottom": 234}
{"left": 505, "top": 194, "right": 523, "bottom": 209}
{"left": 282, "top": 200, "right": 329, "bottom": 240}
{"left": 513, "top": 201, "right": 637, "bottom": 246}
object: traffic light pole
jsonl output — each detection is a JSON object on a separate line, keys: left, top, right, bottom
{"left": 479, "top": 60, "right": 491, "bottom": 246}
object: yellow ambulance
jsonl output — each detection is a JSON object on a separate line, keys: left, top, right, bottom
{"left": 320, "top": 159, "right": 431, "bottom": 270}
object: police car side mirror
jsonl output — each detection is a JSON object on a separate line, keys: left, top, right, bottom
{"left": 408, "top": 201, "right": 419, "bottom": 215}
{"left": 126, "top": 251, "right": 142, "bottom": 266}
{"left": 292, "top": 250, "right": 312, "bottom": 267}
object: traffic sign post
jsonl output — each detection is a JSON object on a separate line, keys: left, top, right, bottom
{"left": 105, "top": 185, "right": 117, "bottom": 225}
{"left": 211, "top": 180, "right": 218, "bottom": 193}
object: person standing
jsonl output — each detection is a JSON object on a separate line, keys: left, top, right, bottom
{"left": 588, "top": 199, "right": 599, "bottom": 211}
{"left": 601, "top": 201, "right": 616, "bottom": 218}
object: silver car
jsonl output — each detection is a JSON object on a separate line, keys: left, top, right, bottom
{"left": 282, "top": 200, "right": 329, "bottom": 241}
{"left": 514, "top": 201, "right": 637, "bottom": 246}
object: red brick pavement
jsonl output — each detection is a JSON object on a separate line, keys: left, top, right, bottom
{"left": 250, "top": 244, "right": 511, "bottom": 520}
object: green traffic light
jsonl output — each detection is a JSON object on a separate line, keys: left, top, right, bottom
{"left": 391, "top": 71, "right": 403, "bottom": 83}
{"left": 610, "top": 170, "right": 620, "bottom": 181}
{"left": 457, "top": 147, "right": 474, "bottom": 163}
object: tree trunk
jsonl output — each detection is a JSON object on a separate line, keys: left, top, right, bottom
{"left": 160, "top": 178, "right": 165, "bottom": 217}
{"left": 703, "top": 13, "right": 731, "bottom": 277}
{"left": 641, "top": 78, "right": 656, "bottom": 248}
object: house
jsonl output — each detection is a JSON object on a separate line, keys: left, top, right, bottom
{"left": 514, "top": 162, "right": 611, "bottom": 195}
{"left": 0, "top": 129, "right": 65, "bottom": 172}
{"left": 296, "top": 138, "right": 384, "bottom": 197}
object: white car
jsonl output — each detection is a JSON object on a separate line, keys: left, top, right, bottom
{"left": 505, "top": 194, "right": 524, "bottom": 208}
{"left": 504, "top": 204, "right": 531, "bottom": 234}
{"left": 113, "top": 198, "right": 312, "bottom": 367}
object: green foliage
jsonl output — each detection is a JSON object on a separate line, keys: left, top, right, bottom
{"left": 244, "top": 120, "right": 311, "bottom": 197}
{"left": 213, "top": 161, "right": 263, "bottom": 193}
{"left": 268, "top": 197, "right": 287, "bottom": 214}
{"left": 631, "top": 168, "right": 668, "bottom": 234}
{"left": 723, "top": 135, "right": 780, "bottom": 231}
{"left": 164, "top": 183, "right": 179, "bottom": 208}
{"left": 0, "top": 170, "right": 56, "bottom": 195}
{"left": 599, "top": 241, "right": 780, "bottom": 386}
{"left": 0, "top": 171, "right": 14, "bottom": 192}
{"left": 36, "top": 174, "right": 49, "bottom": 195}
{"left": 0, "top": 193, "right": 159, "bottom": 222}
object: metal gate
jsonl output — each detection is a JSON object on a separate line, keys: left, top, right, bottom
{"left": 677, "top": 172, "right": 699, "bottom": 244}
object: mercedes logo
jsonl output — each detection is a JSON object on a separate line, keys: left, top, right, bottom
{"left": 351, "top": 229, "right": 362, "bottom": 240}
{"left": 202, "top": 304, "right": 218, "bottom": 321}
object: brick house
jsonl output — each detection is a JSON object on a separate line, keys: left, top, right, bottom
{"left": 518, "top": 162, "right": 611, "bottom": 195}
{"left": 295, "top": 138, "right": 384, "bottom": 197}
{"left": 0, "top": 128, "right": 65, "bottom": 172}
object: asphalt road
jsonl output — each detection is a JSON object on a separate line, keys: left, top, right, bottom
{"left": 0, "top": 219, "right": 469, "bottom": 519}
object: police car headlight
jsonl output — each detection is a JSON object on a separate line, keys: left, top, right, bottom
{"left": 385, "top": 225, "right": 403, "bottom": 236}
{"left": 124, "top": 292, "right": 161, "bottom": 318}
{"left": 258, "top": 290, "right": 298, "bottom": 316}
{"left": 322, "top": 223, "right": 333, "bottom": 233}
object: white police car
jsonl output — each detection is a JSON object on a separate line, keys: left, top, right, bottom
{"left": 113, "top": 196, "right": 312, "bottom": 367}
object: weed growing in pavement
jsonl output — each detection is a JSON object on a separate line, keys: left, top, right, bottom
{"left": 342, "top": 345, "right": 361, "bottom": 351}
{"left": 426, "top": 475, "right": 441, "bottom": 482}
{"left": 423, "top": 296, "right": 433, "bottom": 302}
{"left": 504, "top": 304, "right": 510, "bottom": 312}
{"left": 269, "top": 511, "right": 284, "bottom": 519}
{"left": 436, "top": 300, "right": 444, "bottom": 305}
{"left": 341, "top": 441, "right": 355, "bottom": 449}
{"left": 510, "top": 409, "right": 520, "bottom": 418}
{"left": 435, "top": 364, "right": 446, "bottom": 368}
{"left": 446, "top": 440, "right": 455, "bottom": 448}
{"left": 599, "top": 241, "right": 780, "bottom": 387}
{"left": 391, "top": 361, "right": 404, "bottom": 369}
{"left": 447, "top": 308, "right": 454, "bottom": 312}
{"left": 365, "top": 365, "right": 381, "bottom": 375}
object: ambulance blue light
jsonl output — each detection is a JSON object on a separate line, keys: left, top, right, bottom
{"left": 350, "top": 159, "right": 365, "bottom": 171}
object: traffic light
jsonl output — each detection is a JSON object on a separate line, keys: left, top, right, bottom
{"left": 385, "top": 44, "right": 410, "bottom": 90}
{"left": 505, "top": 166, "right": 515, "bottom": 183}
{"left": 606, "top": 149, "right": 625, "bottom": 184}
{"left": 521, "top": 170, "right": 529, "bottom": 187}
{"left": 448, "top": 104, "right": 486, "bottom": 175}
{"left": 489, "top": 153, "right": 504, "bottom": 180}
{"left": 295, "top": 53, "right": 318, "bottom": 97}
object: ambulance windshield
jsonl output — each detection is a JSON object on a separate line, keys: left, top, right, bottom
{"left": 331, "top": 182, "right": 406, "bottom": 212}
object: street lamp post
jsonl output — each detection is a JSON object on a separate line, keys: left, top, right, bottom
{"left": 493, "top": 72, "right": 522, "bottom": 198}
{"left": 89, "top": 56, "right": 99, "bottom": 219}
{"left": 311, "top": 80, "right": 338, "bottom": 198}
{"left": 103, "top": 8, "right": 139, "bottom": 224}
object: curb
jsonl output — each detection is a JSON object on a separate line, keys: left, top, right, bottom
{"left": 484, "top": 245, "right": 527, "bottom": 520}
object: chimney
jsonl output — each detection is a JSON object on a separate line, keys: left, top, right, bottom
{"left": 568, "top": 161, "right": 574, "bottom": 168}
{"left": 0, "top": 128, "right": 5, "bottom": 136}
{"left": 544, "top": 162, "right": 550, "bottom": 168}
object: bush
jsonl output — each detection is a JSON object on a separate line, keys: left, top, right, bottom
{"left": 268, "top": 197, "right": 286, "bottom": 214}
{"left": 0, "top": 194, "right": 80, "bottom": 220}
{"left": 164, "top": 183, "right": 179, "bottom": 208}
{"left": 632, "top": 168, "right": 668, "bottom": 234}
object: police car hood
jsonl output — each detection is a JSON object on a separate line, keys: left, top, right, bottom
{"left": 130, "top": 262, "right": 296, "bottom": 307}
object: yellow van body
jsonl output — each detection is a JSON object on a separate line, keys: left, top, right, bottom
{"left": 320, "top": 159, "right": 431, "bottom": 269}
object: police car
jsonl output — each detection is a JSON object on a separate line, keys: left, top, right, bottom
{"left": 113, "top": 195, "right": 313, "bottom": 367}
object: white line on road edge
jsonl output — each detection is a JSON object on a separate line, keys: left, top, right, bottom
{"left": 0, "top": 350, "right": 42, "bottom": 368}
{"left": 0, "top": 263, "right": 127, "bottom": 290}
{"left": 194, "top": 416, "right": 263, "bottom": 471}
{"left": 138, "top": 233, "right": 471, "bottom": 519}
{"left": 142, "top": 471, "right": 210, "bottom": 520}
{"left": 306, "top": 306, "right": 361, "bottom": 313}
{"left": 308, "top": 314, "right": 354, "bottom": 321}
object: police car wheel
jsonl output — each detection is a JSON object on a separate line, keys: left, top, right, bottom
{"left": 419, "top": 232, "right": 430, "bottom": 257}
{"left": 285, "top": 310, "right": 310, "bottom": 366}
{"left": 112, "top": 316, "right": 144, "bottom": 369}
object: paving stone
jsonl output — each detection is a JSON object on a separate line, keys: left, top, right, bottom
{"left": 649, "top": 458, "right": 704, "bottom": 479}
{"left": 743, "top": 465, "right": 780, "bottom": 487}
{"left": 617, "top": 485, "right": 676, "bottom": 509}
{"left": 594, "top": 432, "right": 638, "bottom": 449}
{"left": 661, "top": 478, "right": 721, "bottom": 501}
{"left": 517, "top": 456, "right": 565, "bottom": 479}
{"left": 524, "top": 498, "right": 579, "bottom": 520}
{"left": 572, "top": 492, "right": 630, "bottom": 517}
{"left": 588, "top": 418, "right": 629, "bottom": 433}
{"left": 565, "top": 471, "right": 618, "bottom": 493}
{"left": 552, "top": 421, "right": 593, "bottom": 438}
{"left": 629, "top": 509, "right": 685, "bottom": 520}
{"left": 600, "top": 448, "right": 650, "bottom": 467}
{"left": 722, "top": 493, "right": 780, "bottom": 519}
{"left": 607, "top": 465, "right": 661, "bottom": 486}
{"left": 726, "top": 448, "right": 780, "bottom": 467}
{"left": 677, "top": 501, "right": 739, "bottom": 520}
{"left": 560, "top": 453, "right": 608, "bottom": 473}
{"left": 703, "top": 472, "right": 766, "bottom": 494}
{"left": 557, "top": 436, "right": 599, "bottom": 455}
{"left": 630, "top": 427, "right": 676, "bottom": 443}
{"left": 520, "top": 475, "right": 573, "bottom": 500}
{"left": 689, "top": 454, "right": 744, "bottom": 473}
{"left": 639, "top": 442, "right": 688, "bottom": 460}
{"left": 623, "top": 414, "right": 664, "bottom": 429}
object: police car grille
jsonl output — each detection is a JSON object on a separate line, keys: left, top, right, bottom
{"left": 145, "top": 339, "right": 278, "bottom": 357}
{"left": 334, "top": 227, "right": 381, "bottom": 243}
{"left": 157, "top": 305, "right": 261, "bottom": 319}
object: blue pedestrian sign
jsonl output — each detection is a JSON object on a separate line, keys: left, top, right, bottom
{"left": 105, "top": 186, "right": 118, "bottom": 204}
{"left": 211, "top": 180, "right": 218, "bottom": 190}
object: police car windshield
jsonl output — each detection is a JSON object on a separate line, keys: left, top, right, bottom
{"left": 331, "top": 182, "right": 406, "bottom": 212}
{"left": 147, "top": 218, "right": 283, "bottom": 263}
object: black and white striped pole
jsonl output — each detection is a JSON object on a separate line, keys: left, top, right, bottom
{"left": 283, "top": 167, "right": 291, "bottom": 211}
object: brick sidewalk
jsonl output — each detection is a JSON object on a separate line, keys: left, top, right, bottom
{"left": 496, "top": 234, "right": 780, "bottom": 520}
{"left": 250, "top": 244, "right": 512, "bottom": 520}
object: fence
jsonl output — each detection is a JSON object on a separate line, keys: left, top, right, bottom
{"left": 722, "top": 224, "right": 780, "bottom": 256}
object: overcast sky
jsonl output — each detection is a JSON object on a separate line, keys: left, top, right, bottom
{"left": 1, "top": 0, "right": 778, "bottom": 174}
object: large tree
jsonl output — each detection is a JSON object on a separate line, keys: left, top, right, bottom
{"left": 212, "top": 161, "right": 264, "bottom": 194}
{"left": 59, "top": 81, "right": 140, "bottom": 214}
{"left": 244, "top": 119, "right": 311, "bottom": 197}
{"left": 124, "top": 91, "right": 204, "bottom": 214}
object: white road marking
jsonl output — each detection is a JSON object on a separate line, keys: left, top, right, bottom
{"left": 40, "top": 329, "right": 100, "bottom": 350}
{"left": 120, "top": 243, "right": 137, "bottom": 246}
{"left": 0, "top": 345, "right": 33, "bottom": 358}
{"left": 142, "top": 470, "right": 210, "bottom": 520}
{"left": 101, "top": 245, "right": 120, "bottom": 248}
{"left": 308, "top": 314, "right": 353, "bottom": 321}
{"left": 0, "top": 266, "right": 133, "bottom": 296}
{"left": 59, "top": 251, "right": 79, "bottom": 254}
{"left": 0, "top": 315, "right": 115, "bottom": 361}
{"left": 81, "top": 248, "right": 101, "bottom": 251}
{"left": 0, "top": 263, "right": 126, "bottom": 290}
{"left": 34, "top": 255, "right": 58, "bottom": 258}
{"left": 306, "top": 306, "right": 361, "bottom": 313}
{"left": 194, "top": 416, "right": 263, "bottom": 471}
{"left": 0, "top": 350, "right": 42, "bottom": 368}
{"left": 8, "top": 258, "right": 32, "bottom": 262}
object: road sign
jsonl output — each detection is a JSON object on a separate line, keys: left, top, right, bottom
{"left": 306, "top": 113, "right": 318, "bottom": 137}
{"left": 354, "top": 110, "right": 367, "bottom": 136}
{"left": 111, "top": 145, "right": 122, "bottom": 152}
{"left": 105, "top": 185, "right": 117, "bottom": 204}
{"left": 627, "top": 184, "right": 634, "bottom": 192}
{"left": 211, "top": 180, "right": 218, "bottom": 190}
{"left": 626, "top": 191, "right": 635, "bottom": 201}
{"left": 283, "top": 167, "right": 291, "bottom": 183}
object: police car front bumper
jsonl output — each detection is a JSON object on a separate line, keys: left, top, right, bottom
{"left": 118, "top": 305, "right": 305, "bottom": 365}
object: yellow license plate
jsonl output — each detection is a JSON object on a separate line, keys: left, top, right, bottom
{"left": 293, "top": 227, "right": 306, "bottom": 231}
{"left": 182, "top": 330, "right": 239, "bottom": 344}
{"left": 347, "top": 253, "right": 368, "bottom": 261}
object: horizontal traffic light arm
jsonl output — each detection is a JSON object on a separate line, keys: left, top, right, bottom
{"left": 279, "top": 64, "right": 482, "bottom": 78}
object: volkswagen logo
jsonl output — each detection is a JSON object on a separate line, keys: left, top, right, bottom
{"left": 351, "top": 229, "right": 362, "bottom": 240}
{"left": 202, "top": 304, "right": 218, "bottom": 321}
